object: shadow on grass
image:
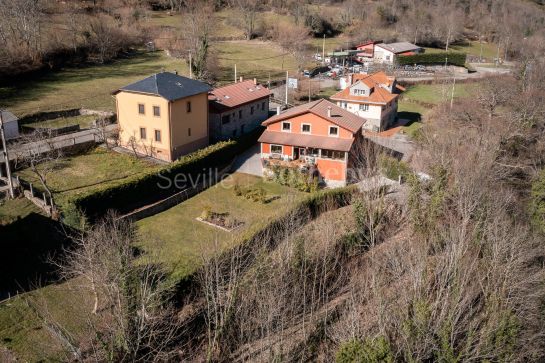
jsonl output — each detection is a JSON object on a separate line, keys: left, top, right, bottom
{"left": 398, "top": 111, "right": 422, "bottom": 123}
{"left": 0, "top": 213, "right": 72, "bottom": 299}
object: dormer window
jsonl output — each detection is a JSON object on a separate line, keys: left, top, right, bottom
{"left": 329, "top": 126, "right": 339, "bottom": 136}
{"left": 282, "top": 122, "right": 291, "bottom": 132}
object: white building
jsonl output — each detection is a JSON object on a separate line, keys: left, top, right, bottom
{"left": 0, "top": 110, "right": 19, "bottom": 140}
{"left": 374, "top": 42, "right": 424, "bottom": 64}
{"left": 330, "top": 72, "right": 404, "bottom": 132}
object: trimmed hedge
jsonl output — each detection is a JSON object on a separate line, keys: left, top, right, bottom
{"left": 397, "top": 52, "right": 467, "bottom": 67}
{"left": 69, "top": 127, "right": 263, "bottom": 220}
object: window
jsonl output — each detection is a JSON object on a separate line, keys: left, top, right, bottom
{"left": 307, "top": 148, "right": 319, "bottom": 156}
{"left": 301, "top": 124, "right": 311, "bottom": 133}
{"left": 186, "top": 101, "right": 191, "bottom": 113}
{"left": 359, "top": 104, "right": 369, "bottom": 111}
{"left": 341, "top": 102, "right": 347, "bottom": 109}
{"left": 139, "top": 127, "right": 146, "bottom": 140}
{"left": 251, "top": 106, "right": 254, "bottom": 115}
{"left": 386, "top": 55, "right": 391, "bottom": 61}
{"left": 329, "top": 126, "right": 339, "bottom": 136}
{"left": 239, "top": 110, "right": 243, "bottom": 118}
{"left": 154, "top": 130, "right": 161, "bottom": 142}
{"left": 282, "top": 122, "right": 291, "bottom": 131}
{"left": 262, "top": 102, "right": 265, "bottom": 111}
{"left": 188, "top": 128, "right": 191, "bottom": 137}
{"left": 271, "top": 144, "right": 282, "bottom": 154}
{"left": 153, "top": 106, "right": 160, "bottom": 117}
{"left": 138, "top": 104, "right": 145, "bottom": 115}
{"left": 354, "top": 89, "right": 366, "bottom": 96}
{"left": 221, "top": 114, "right": 231, "bottom": 124}
{"left": 321, "top": 149, "right": 345, "bottom": 160}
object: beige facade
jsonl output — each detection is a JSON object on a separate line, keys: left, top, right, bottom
{"left": 116, "top": 91, "right": 209, "bottom": 161}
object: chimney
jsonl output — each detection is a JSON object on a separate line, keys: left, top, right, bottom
{"left": 276, "top": 106, "right": 281, "bottom": 115}
{"left": 327, "top": 106, "right": 332, "bottom": 118}
{"left": 253, "top": 78, "right": 257, "bottom": 85}
{"left": 239, "top": 76, "right": 243, "bottom": 83}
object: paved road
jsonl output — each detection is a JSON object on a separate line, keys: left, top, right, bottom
{"left": 1, "top": 124, "right": 118, "bottom": 162}
{"left": 231, "top": 143, "right": 263, "bottom": 176}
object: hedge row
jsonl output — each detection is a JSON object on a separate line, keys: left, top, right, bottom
{"left": 397, "top": 51, "right": 467, "bottom": 67}
{"left": 69, "top": 128, "right": 263, "bottom": 220}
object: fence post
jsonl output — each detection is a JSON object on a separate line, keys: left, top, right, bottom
{"left": 30, "top": 183, "right": 33, "bottom": 197}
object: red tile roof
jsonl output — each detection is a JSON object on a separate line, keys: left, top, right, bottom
{"left": 330, "top": 72, "right": 403, "bottom": 105}
{"left": 262, "top": 99, "right": 365, "bottom": 134}
{"left": 209, "top": 80, "right": 271, "bottom": 112}
{"left": 258, "top": 130, "right": 354, "bottom": 152}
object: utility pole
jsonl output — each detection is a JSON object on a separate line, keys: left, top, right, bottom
{"left": 189, "top": 52, "right": 193, "bottom": 79}
{"left": 0, "top": 111, "right": 14, "bottom": 199}
{"left": 234, "top": 64, "right": 237, "bottom": 83}
{"left": 322, "top": 34, "right": 326, "bottom": 65}
{"left": 285, "top": 71, "right": 289, "bottom": 106}
{"left": 308, "top": 78, "right": 311, "bottom": 102}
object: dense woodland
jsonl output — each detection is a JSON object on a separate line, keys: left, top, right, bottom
{"left": 2, "top": 0, "right": 545, "bottom": 362}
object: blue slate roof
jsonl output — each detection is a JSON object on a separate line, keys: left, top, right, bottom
{"left": 118, "top": 72, "right": 212, "bottom": 101}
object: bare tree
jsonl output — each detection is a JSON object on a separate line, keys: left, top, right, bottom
{"left": 14, "top": 129, "right": 63, "bottom": 205}
{"left": 231, "top": 0, "right": 260, "bottom": 40}
{"left": 184, "top": 0, "right": 214, "bottom": 80}
{"left": 45, "top": 215, "right": 179, "bottom": 361}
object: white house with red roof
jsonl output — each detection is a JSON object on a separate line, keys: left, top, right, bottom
{"left": 355, "top": 40, "right": 383, "bottom": 62}
{"left": 258, "top": 99, "right": 366, "bottom": 187}
{"left": 208, "top": 78, "right": 271, "bottom": 141}
{"left": 330, "top": 72, "right": 405, "bottom": 132}
{"left": 374, "top": 42, "right": 423, "bottom": 64}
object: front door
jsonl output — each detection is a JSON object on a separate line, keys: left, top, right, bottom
{"left": 294, "top": 147, "right": 299, "bottom": 160}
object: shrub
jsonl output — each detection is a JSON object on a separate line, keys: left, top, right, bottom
{"left": 200, "top": 205, "right": 212, "bottom": 221}
{"left": 379, "top": 155, "right": 411, "bottom": 181}
{"left": 397, "top": 52, "right": 467, "bottom": 67}
{"left": 529, "top": 168, "right": 545, "bottom": 233}
{"left": 336, "top": 337, "right": 393, "bottom": 363}
{"left": 270, "top": 165, "right": 317, "bottom": 192}
{"left": 233, "top": 183, "right": 242, "bottom": 196}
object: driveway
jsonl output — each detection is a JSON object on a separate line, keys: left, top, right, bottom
{"left": 231, "top": 143, "right": 263, "bottom": 176}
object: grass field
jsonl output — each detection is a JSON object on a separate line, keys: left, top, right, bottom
{"left": 0, "top": 279, "right": 93, "bottom": 362}
{"left": 0, "top": 198, "right": 41, "bottom": 225}
{"left": 401, "top": 81, "right": 480, "bottom": 105}
{"left": 137, "top": 173, "right": 304, "bottom": 280}
{"left": 0, "top": 51, "right": 189, "bottom": 116}
{"left": 424, "top": 40, "right": 499, "bottom": 60}
{"left": 25, "top": 114, "right": 97, "bottom": 130}
{"left": 15, "top": 147, "right": 160, "bottom": 210}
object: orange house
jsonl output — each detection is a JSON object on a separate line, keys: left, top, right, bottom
{"left": 258, "top": 99, "right": 366, "bottom": 187}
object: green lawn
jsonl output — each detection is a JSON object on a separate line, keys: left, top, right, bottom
{"left": 25, "top": 114, "right": 97, "bottom": 130}
{"left": 137, "top": 173, "right": 304, "bottom": 280}
{"left": 424, "top": 40, "right": 499, "bottom": 61}
{"left": 0, "top": 198, "right": 41, "bottom": 225}
{"left": 0, "top": 279, "right": 93, "bottom": 362}
{"left": 0, "top": 51, "right": 189, "bottom": 117}
{"left": 401, "top": 82, "right": 480, "bottom": 105}
{"left": 15, "top": 147, "right": 160, "bottom": 210}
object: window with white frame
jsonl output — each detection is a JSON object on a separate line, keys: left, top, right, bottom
{"left": 359, "top": 104, "right": 369, "bottom": 111}
{"left": 271, "top": 144, "right": 282, "bottom": 154}
{"left": 282, "top": 122, "right": 291, "bottom": 131}
{"left": 329, "top": 126, "right": 339, "bottom": 136}
{"left": 301, "top": 124, "right": 311, "bottom": 133}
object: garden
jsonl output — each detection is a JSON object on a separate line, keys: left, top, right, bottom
{"left": 137, "top": 173, "right": 305, "bottom": 280}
